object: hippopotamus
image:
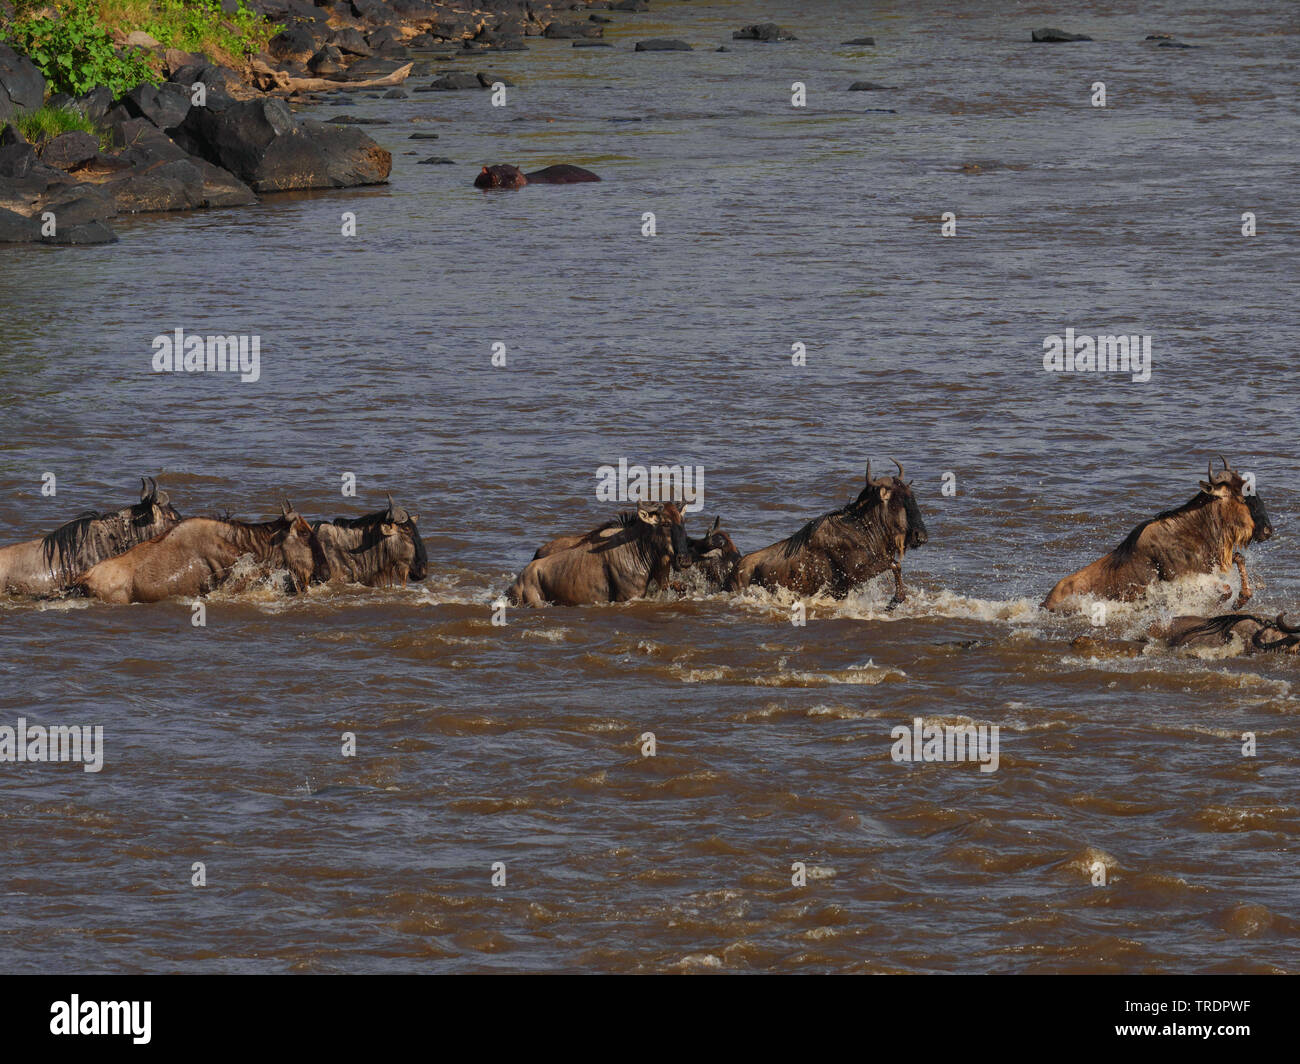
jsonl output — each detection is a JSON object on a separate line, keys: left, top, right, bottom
{"left": 474, "top": 164, "right": 601, "bottom": 189}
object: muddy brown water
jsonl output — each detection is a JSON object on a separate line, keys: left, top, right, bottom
{"left": 0, "top": 1, "right": 1297, "bottom": 972}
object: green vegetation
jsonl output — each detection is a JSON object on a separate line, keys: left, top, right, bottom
{"left": 8, "top": 103, "right": 110, "bottom": 150}
{"left": 2, "top": 2, "right": 157, "bottom": 96}
{"left": 0, "top": 0, "right": 279, "bottom": 98}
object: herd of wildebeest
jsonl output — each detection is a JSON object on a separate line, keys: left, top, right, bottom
{"left": 0, "top": 459, "right": 1294, "bottom": 656}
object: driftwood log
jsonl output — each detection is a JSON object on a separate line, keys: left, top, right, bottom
{"left": 249, "top": 60, "right": 414, "bottom": 94}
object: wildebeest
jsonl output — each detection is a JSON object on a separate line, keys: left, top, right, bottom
{"left": 1161, "top": 612, "right": 1300, "bottom": 654}
{"left": 0, "top": 477, "right": 181, "bottom": 596}
{"left": 1043, "top": 457, "right": 1274, "bottom": 612}
{"left": 76, "top": 502, "right": 328, "bottom": 604}
{"left": 683, "top": 516, "right": 743, "bottom": 591}
{"left": 312, "top": 495, "right": 428, "bottom": 587}
{"left": 727, "top": 462, "right": 929, "bottom": 607}
{"left": 508, "top": 501, "right": 690, "bottom": 606}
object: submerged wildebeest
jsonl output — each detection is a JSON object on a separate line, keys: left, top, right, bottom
{"left": 1043, "top": 457, "right": 1274, "bottom": 612}
{"left": 312, "top": 495, "right": 428, "bottom": 587}
{"left": 508, "top": 501, "right": 690, "bottom": 606}
{"left": 727, "top": 462, "right": 929, "bottom": 607}
{"left": 1160, "top": 612, "right": 1300, "bottom": 655}
{"left": 683, "top": 516, "right": 743, "bottom": 591}
{"left": 474, "top": 163, "right": 601, "bottom": 189}
{"left": 76, "top": 502, "right": 328, "bottom": 604}
{"left": 0, "top": 477, "right": 181, "bottom": 596}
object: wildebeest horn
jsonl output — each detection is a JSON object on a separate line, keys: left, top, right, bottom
{"left": 281, "top": 500, "right": 296, "bottom": 520}
{"left": 711, "top": 516, "right": 721, "bottom": 533}
{"left": 893, "top": 458, "right": 904, "bottom": 481}
{"left": 140, "top": 477, "right": 149, "bottom": 501}
{"left": 1220, "top": 454, "right": 1232, "bottom": 472}
{"left": 385, "top": 493, "right": 409, "bottom": 524}
{"left": 1275, "top": 612, "right": 1300, "bottom": 635}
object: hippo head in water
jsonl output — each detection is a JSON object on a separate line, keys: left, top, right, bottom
{"left": 475, "top": 164, "right": 528, "bottom": 189}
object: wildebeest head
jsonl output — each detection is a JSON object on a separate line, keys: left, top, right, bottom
{"left": 1200, "top": 455, "right": 1273, "bottom": 544}
{"left": 688, "top": 515, "right": 742, "bottom": 569}
{"left": 269, "top": 500, "right": 329, "bottom": 591}
{"left": 636, "top": 500, "right": 692, "bottom": 571}
{"left": 315, "top": 494, "right": 427, "bottom": 586}
{"left": 475, "top": 164, "right": 527, "bottom": 189}
{"left": 852, "top": 460, "right": 929, "bottom": 551}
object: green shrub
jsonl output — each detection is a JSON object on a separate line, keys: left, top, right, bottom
{"left": 2, "top": 3, "right": 159, "bottom": 96}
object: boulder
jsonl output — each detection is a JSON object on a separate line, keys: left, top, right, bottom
{"left": 612, "top": 0, "right": 648, "bottom": 10}
{"left": 635, "top": 40, "right": 692, "bottom": 51}
{"left": 168, "top": 62, "right": 242, "bottom": 98}
{"left": 173, "top": 95, "right": 390, "bottom": 192}
{"left": 268, "top": 26, "right": 318, "bottom": 63}
{"left": 543, "top": 23, "right": 602, "bottom": 39}
{"left": 40, "top": 185, "right": 117, "bottom": 225}
{"left": 39, "top": 130, "right": 101, "bottom": 171}
{"left": 47, "top": 220, "right": 118, "bottom": 244}
{"left": 123, "top": 30, "right": 162, "bottom": 49}
{"left": 308, "top": 45, "right": 346, "bottom": 75}
{"left": 329, "top": 27, "right": 373, "bottom": 56}
{"left": 105, "top": 158, "right": 207, "bottom": 212}
{"left": 423, "top": 72, "right": 484, "bottom": 90}
{"left": 0, "top": 206, "right": 41, "bottom": 241}
{"left": 119, "top": 82, "right": 192, "bottom": 131}
{"left": 74, "top": 87, "right": 115, "bottom": 123}
{"left": 0, "top": 45, "right": 45, "bottom": 121}
{"left": 842, "top": 37, "right": 876, "bottom": 45}
{"left": 1031, "top": 28, "right": 1092, "bottom": 42}
{"left": 733, "top": 23, "right": 797, "bottom": 41}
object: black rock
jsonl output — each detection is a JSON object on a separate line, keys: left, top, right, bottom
{"left": 383, "top": 88, "right": 409, "bottom": 98}
{"left": 424, "top": 72, "right": 484, "bottom": 90}
{"left": 308, "top": 45, "right": 346, "bottom": 76}
{"left": 172, "top": 95, "right": 391, "bottom": 192}
{"left": 543, "top": 23, "right": 602, "bottom": 39}
{"left": 75, "top": 87, "right": 116, "bottom": 123}
{"left": 329, "top": 27, "right": 373, "bottom": 56}
{"left": 1031, "top": 28, "right": 1092, "bottom": 42}
{"left": 119, "top": 82, "right": 193, "bottom": 131}
{"left": 635, "top": 40, "right": 692, "bottom": 51}
{"left": 733, "top": 23, "right": 797, "bottom": 42}
{"left": 1157, "top": 40, "right": 1197, "bottom": 48}
{"left": 476, "top": 72, "right": 514, "bottom": 87}
{"left": 39, "top": 131, "right": 101, "bottom": 172}
{"left": 842, "top": 37, "right": 876, "bottom": 46}
{"left": 40, "top": 185, "right": 117, "bottom": 225}
{"left": 408, "top": 132, "right": 439, "bottom": 139}
{"left": 105, "top": 158, "right": 207, "bottom": 213}
{"left": 0, "top": 45, "right": 45, "bottom": 121}
{"left": 612, "top": 0, "right": 648, "bottom": 10}
{"left": 849, "top": 81, "right": 892, "bottom": 91}
{"left": 574, "top": 41, "right": 613, "bottom": 48}
{"left": 0, "top": 206, "right": 42, "bottom": 242}
{"left": 325, "top": 114, "right": 391, "bottom": 124}
{"left": 417, "top": 156, "right": 455, "bottom": 164}
{"left": 268, "top": 26, "right": 319, "bottom": 63}
{"left": 48, "top": 220, "right": 119, "bottom": 245}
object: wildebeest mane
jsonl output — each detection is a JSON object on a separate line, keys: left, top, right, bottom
{"left": 1106, "top": 491, "right": 1212, "bottom": 568}
{"left": 40, "top": 509, "right": 111, "bottom": 576}
{"left": 1168, "top": 612, "right": 1258, "bottom": 648}
{"left": 781, "top": 490, "right": 881, "bottom": 559}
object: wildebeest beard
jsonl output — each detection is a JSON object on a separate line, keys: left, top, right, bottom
{"left": 41, "top": 496, "right": 180, "bottom": 583}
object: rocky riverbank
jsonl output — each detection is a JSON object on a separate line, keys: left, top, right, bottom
{"left": 0, "top": 0, "right": 657, "bottom": 244}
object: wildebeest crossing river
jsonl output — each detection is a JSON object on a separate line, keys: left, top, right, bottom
{"left": 0, "top": 0, "right": 1297, "bottom": 973}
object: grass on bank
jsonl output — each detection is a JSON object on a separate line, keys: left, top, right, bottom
{"left": 7, "top": 102, "right": 113, "bottom": 152}
{"left": 0, "top": 0, "right": 280, "bottom": 97}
